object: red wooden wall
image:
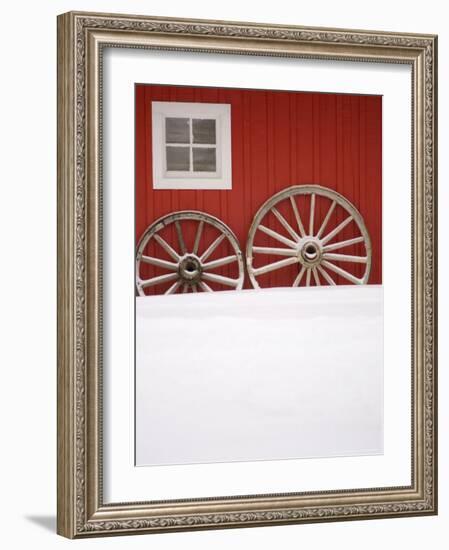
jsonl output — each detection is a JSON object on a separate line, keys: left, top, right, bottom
{"left": 135, "top": 84, "right": 382, "bottom": 292}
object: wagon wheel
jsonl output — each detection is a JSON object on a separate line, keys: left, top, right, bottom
{"left": 246, "top": 185, "right": 372, "bottom": 289}
{"left": 136, "top": 211, "right": 245, "bottom": 296}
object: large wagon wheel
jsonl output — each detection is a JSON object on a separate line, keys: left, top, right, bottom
{"left": 246, "top": 185, "right": 372, "bottom": 289}
{"left": 136, "top": 211, "right": 245, "bottom": 296}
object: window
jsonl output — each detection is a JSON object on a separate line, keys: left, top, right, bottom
{"left": 151, "top": 102, "right": 232, "bottom": 189}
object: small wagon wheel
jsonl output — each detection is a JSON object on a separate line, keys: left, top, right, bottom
{"left": 246, "top": 185, "right": 372, "bottom": 289}
{"left": 136, "top": 211, "right": 245, "bottom": 296}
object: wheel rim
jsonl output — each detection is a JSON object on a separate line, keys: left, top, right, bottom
{"left": 246, "top": 185, "right": 372, "bottom": 289}
{"left": 136, "top": 211, "right": 245, "bottom": 295}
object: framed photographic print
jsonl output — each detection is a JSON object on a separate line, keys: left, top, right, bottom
{"left": 57, "top": 11, "right": 438, "bottom": 538}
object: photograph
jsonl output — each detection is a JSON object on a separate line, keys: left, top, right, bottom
{"left": 134, "top": 84, "right": 383, "bottom": 467}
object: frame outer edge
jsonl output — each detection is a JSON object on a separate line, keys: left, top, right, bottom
{"left": 57, "top": 12, "right": 77, "bottom": 539}
{"left": 431, "top": 36, "right": 439, "bottom": 515}
{"left": 62, "top": 10, "right": 437, "bottom": 40}
{"left": 56, "top": 10, "right": 438, "bottom": 537}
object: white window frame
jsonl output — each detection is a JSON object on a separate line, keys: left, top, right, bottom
{"left": 151, "top": 101, "right": 232, "bottom": 190}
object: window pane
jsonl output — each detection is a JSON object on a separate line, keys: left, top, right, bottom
{"left": 165, "top": 118, "right": 190, "bottom": 143}
{"left": 192, "top": 119, "right": 216, "bottom": 144}
{"left": 166, "top": 146, "right": 190, "bottom": 171}
{"left": 193, "top": 147, "right": 216, "bottom": 172}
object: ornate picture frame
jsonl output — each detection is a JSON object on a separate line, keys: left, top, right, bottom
{"left": 57, "top": 11, "right": 437, "bottom": 538}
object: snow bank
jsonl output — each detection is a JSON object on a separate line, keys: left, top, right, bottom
{"left": 136, "top": 285, "right": 383, "bottom": 466}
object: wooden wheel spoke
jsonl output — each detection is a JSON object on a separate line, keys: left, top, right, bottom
{"left": 182, "top": 284, "right": 189, "bottom": 293}
{"left": 289, "top": 196, "right": 306, "bottom": 237}
{"left": 305, "top": 268, "right": 311, "bottom": 286}
{"left": 202, "top": 255, "right": 238, "bottom": 270}
{"left": 317, "top": 265, "right": 336, "bottom": 286}
{"left": 140, "top": 255, "right": 178, "bottom": 271}
{"left": 200, "top": 234, "right": 226, "bottom": 262}
{"left": 258, "top": 225, "right": 297, "bottom": 248}
{"left": 252, "top": 246, "right": 297, "bottom": 257}
{"left": 321, "top": 260, "right": 361, "bottom": 284}
{"left": 316, "top": 200, "right": 336, "bottom": 239}
{"left": 271, "top": 207, "right": 300, "bottom": 242}
{"left": 165, "top": 280, "right": 182, "bottom": 295}
{"left": 309, "top": 193, "right": 315, "bottom": 235}
{"left": 153, "top": 234, "right": 180, "bottom": 261}
{"left": 174, "top": 221, "right": 187, "bottom": 255}
{"left": 253, "top": 256, "right": 298, "bottom": 276}
{"left": 323, "top": 253, "right": 367, "bottom": 263}
{"left": 323, "top": 236, "right": 364, "bottom": 252}
{"left": 321, "top": 215, "right": 353, "bottom": 245}
{"left": 193, "top": 220, "right": 204, "bottom": 255}
{"left": 293, "top": 266, "right": 306, "bottom": 287}
{"left": 199, "top": 281, "right": 213, "bottom": 292}
{"left": 202, "top": 272, "right": 239, "bottom": 287}
{"left": 312, "top": 267, "right": 320, "bottom": 286}
{"left": 140, "top": 272, "right": 178, "bottom": 289}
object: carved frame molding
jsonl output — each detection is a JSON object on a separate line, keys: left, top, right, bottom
{"left": 57, "top": 11, "right": 437, "bottom": 538}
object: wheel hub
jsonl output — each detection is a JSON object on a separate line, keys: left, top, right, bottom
{"left": 178, "top": 254, "right": 202, "bottom": 283}
{"left": 297, "top": 238, "right": 323, "bottom": 267}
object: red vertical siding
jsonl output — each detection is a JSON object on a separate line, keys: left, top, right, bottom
{"left": 135, "top": 84, "right": 382, "bottom": 291}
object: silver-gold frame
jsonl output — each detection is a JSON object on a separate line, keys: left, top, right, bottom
{"left": 57, "top": 11, "right": 438, "bottom": 538}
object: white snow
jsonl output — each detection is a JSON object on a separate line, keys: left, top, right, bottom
{"left": 136, "top": 285, "right": 383, "bottom": 467}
